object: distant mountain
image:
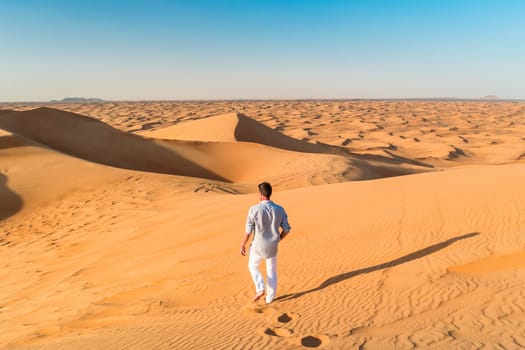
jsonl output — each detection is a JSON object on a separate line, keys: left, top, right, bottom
{"left": 480, "top": 95, "right": 499, "bottom": 100}
{"left": 50, "top": 97, "right": 105, "bottom": 103}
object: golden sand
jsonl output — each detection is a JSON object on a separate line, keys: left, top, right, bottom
{"left": 1, "top": 101, "right": 524, "bottom": 349}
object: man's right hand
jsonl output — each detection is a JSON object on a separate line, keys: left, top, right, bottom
{"left": 240, "top": 245, "right": 247, "bottom": 256}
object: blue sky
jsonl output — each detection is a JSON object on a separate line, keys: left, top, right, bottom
{"left": 1, "top": 0, "right": 524, "bottom": 101}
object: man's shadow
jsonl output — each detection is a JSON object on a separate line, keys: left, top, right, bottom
{"left": 276, "top": 232, "right": 479, "bottom": 302}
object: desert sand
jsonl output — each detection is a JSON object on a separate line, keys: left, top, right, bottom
{"left": 1, "top": 100, "right": 525, "bottom": 349}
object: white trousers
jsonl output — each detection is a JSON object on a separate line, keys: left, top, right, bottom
{"left": 248, "top": 249, "right": 277, "bottom": 304}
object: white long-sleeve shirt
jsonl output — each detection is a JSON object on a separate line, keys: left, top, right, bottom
{"left": 245, "top": 200, "right": 291, "bottom": 259}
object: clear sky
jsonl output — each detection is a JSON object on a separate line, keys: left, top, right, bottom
{"left": 1, "top": 0, "right": 524, "bottom": 101}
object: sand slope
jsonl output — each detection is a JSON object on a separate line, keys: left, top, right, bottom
{"left": 0, "top": 108, "right": 432, "bottom": 188}
{"left": 0, "top": 129, "right": 131, "bottom": 216}
{"left": 5, "top": 100, "right": 523, "bottom": 167}
{"left": 1, "top": 101, "right": 524, "bottom": 349}
{"left": 1, "top": 163, "right": 525, "bottom": 349}
{"left": 141, "top": 112, "right": 327, "bottom": 153}
{"left": 142, "top": 111, "right": 434, "bottom": 182}
{"left": 0, "top": 108, "right": 359, "bottom": 188}
{"left": 0, "top": 108, "right": 228, "bottom": 181}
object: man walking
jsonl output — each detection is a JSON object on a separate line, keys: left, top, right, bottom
{"left": 240, "top": 182, "right": 291, "bottom": 304}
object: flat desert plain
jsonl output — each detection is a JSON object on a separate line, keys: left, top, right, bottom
{"left": 1, "top": 100, "right": 525, "bottom": 349}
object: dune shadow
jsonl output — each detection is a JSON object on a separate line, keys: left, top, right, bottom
{"left": 0, "top": 135, "right": 30, "bottom": 150}
{"left": 0, "top": 172, "right": 23, "bottom": 221}
{"left": 235, "top": 113, "right": 435, "bottom": 172}
{"left": 234, "top": 114, "right": 332, "bottom": 154}
{"left": 0, "top": 108, "right": 438, "bottom": 184}
{"left": 232, "top": 116, "right": 435, "bottom": 179}
{"left": 234, "top": 116, "right": 434, "bottom": 180}
{"left": 276, "top": 232, "right": 479, "bottom": 302}
{"left": 347, "top": 149, "right": 435, "bottom": 169}
{"left": 0, "top": 108, "right": 228, "bottom": 182}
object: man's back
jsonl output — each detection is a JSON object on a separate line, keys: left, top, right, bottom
{"left": 246, "top": 200, "right": 290, "bottom": 259}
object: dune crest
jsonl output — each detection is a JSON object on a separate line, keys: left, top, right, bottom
{"left": 142, "top": 112, "right": 327, "bottom": 153}
{"left": 144, "top": 111, "right": 434, "bottom": 181}
{"left": 0, "top": 108, "right": 433, "bottom": 188}
{"left": 0, "top": 107, "right": 228, "bottom": 181}
{"left": 0, "top": 108, "right": 353, "bottom": 187}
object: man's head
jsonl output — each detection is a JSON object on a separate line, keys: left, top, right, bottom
{"left": 258, "top": 182, "right": 272, "bottom": 200}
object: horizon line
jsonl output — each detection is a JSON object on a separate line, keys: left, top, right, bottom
{"left": 1, "top": 97, "right": 524, "bottom": 104}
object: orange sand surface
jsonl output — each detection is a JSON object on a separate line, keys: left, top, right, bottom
{"left": 1, "top": 101, "right": 525, "bottom": 349}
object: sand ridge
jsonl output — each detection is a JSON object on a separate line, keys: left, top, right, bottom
{"left": 3, "top": 100, "right": 524, "bottom": 167}
{"left": 140, "top": 112, "right": 328, "bottom": 153}
{"left": 0, "top": 107, "right": 434, "bottom": 188}
{"left": 1, "top": 101, "right": 525, "bottom": 349}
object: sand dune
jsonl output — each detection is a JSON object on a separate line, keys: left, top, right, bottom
{"left": 141, "top": 112, "right": 328, "bottom": 153}
{"left": 6, "top": 100, "right": 524, "bottom": 166}
{"left": 0, "top": 128, "right": 133, "bottom": 219}
{"left": 143, "top": 112, "right": 434, "bottom": 182}
{"left": 0, "top": 108, "right": 432, "bottom": 188}
{"left": 0, "top": 108, "right": 355, "bottom": 187}
{"left": 1, "top": 101, "right": 525, "bottom": 349}
{"left": 0, "top": 108, "right": 228, "bottom": 181}
{"left": 2, "top": 162, "right": 525, "bottom": 349}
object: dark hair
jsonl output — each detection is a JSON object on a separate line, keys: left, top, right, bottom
{"left": 258, "top": 182, "right": 272, "bottom": 198}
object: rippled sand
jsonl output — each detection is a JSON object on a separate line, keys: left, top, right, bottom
{"left": 1, "top": 100, "right": 524, "bottom": 349}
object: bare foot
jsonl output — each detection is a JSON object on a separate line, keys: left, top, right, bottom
{"left": 252, "top": 290, "right": 265, "bottom": 302}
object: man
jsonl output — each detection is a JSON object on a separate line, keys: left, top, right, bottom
{"left": 240, "top": 182, "right": 291, "bottom": 304}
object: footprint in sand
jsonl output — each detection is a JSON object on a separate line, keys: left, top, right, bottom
{"left": 262, "top": 310, "right": 332, "bottom": 347}
{"left": 263, "top": 327, "right": 293, "bottom": 337}
{"left": 277, "top": 312, "right": 298, "bottom": 323}
{"left": 300, "top": 334, "right": 330, "bottom": 348}
{"left": 243, "top": 305, "right": 276, "bottom": 316}
{"left": 265, "top": 312, "right": 332, "bottom": 348}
